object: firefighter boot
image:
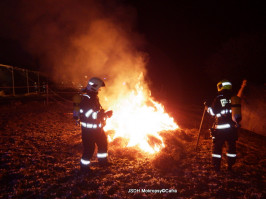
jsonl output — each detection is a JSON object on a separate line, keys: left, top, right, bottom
{"left": 98, "top": 158, "right": 111, "bottom": 166}
{"left": 227, "top": 157, "right": 236, "bottom": 171}
{"left": 80, "top": 159, "right": 91, "bottom": 173}
{"left": 80, "top": 163, "right": 91, "bottom": 174}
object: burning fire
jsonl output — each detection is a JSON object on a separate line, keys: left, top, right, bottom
{"left": 102, "top": 74, "right": 179, "bottom": 154}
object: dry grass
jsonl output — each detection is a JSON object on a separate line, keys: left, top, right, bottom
{"left": 0, "top": 101, "right": 265, "bottom": 198}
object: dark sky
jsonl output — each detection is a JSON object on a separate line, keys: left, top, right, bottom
{"left": 124, "top": 0, "right": 266, "bottom": 104}
{"left": 0, "top": 0, "right": 265, "bottom": 105}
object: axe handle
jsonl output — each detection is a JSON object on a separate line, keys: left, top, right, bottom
{"left": 196, "top": 105, "right": 207, "bottom": 150}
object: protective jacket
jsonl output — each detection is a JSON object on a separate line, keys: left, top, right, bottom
{"left": 207, "top": 90, "right": 235, "bottom": 130}
{"left": 207, "top": 89, "right": 237, "bottom": 171}
{"left": 79, "top": 92, "right": 104, "bottom": 129}
{"left": 77, "top": 91, "right": 108, "bottom": 168}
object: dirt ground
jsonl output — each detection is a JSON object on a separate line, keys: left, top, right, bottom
{"left": 0, "top": 101, "right": 265, "bottom": 198}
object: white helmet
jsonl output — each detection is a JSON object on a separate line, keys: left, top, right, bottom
{"left": 86, "top": 77, "right": 105, "bottom": 92}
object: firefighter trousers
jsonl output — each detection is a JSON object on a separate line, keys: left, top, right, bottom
{"left": 212, "top": 128, "right": 237, "bottom": 170}
{"left": 81, "top": 127, "right": 108, "bottom": 163}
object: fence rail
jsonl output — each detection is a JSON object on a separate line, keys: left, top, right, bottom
{"left": 0, "top": 64, "right": 81, "bottom": 105}
{"left": 0, "top": 64, "right": 47, "bottom": 96}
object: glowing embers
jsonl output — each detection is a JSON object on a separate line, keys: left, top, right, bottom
{"left": 103, "top": 80, "right": 178, "bottom": 154}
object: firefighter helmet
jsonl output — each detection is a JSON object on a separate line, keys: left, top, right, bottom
{"left": 217, "top": 79, "right": 232, "bottom": 92}
{"left": 86, "top": 77, "right": 105, "bottom": 92}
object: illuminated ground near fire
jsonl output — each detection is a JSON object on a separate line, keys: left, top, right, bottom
{"left": 0, "top": 101, "right": 265, "bottom": 198}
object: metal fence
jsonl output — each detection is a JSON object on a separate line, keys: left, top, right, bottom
{"left": 0, "top": 64, "right": 47, "bottom": 96}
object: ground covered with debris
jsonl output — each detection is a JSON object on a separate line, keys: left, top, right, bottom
{"left": 0, "top": 101, "right": 265, "bottom": 198}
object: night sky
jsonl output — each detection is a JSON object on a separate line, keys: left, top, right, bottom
{"left": 126, "top": 0, "right": 266, "bottom": 104}
{"left": 0, "top": 0, "right": 265, "bottom": 105}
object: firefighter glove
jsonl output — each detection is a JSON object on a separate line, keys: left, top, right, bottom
{"left": 105, "top": 110, "right": 113, "bottom": 118}
{"left": 76, "top": 119, "right": 80, "bottom": 126}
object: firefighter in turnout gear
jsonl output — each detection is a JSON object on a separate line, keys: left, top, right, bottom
{"left": 73, "top": 77, "right": 113, "bottom": 172}
{"left": 206, "top": 79, "right": 243, "bottom": 171}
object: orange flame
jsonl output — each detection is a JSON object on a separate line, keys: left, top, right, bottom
{"left": 101, "top": 74, "right": 178, "bottom": 154}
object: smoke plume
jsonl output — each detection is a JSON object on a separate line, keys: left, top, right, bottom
{"left": 1, "top": 0, "right": 149, "bottom": 104}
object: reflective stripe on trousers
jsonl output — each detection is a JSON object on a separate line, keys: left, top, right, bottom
{"left": 80, "top": 158, "right": 90, "bottom": 165}
{"left": 212, "top": 154, "right": 222, "bottom": 158}
{"left": 226, "top": 153, "right": 236, "bottom": 157}
{"left": 97, "top": 153, "right": 108, "bottom": 158}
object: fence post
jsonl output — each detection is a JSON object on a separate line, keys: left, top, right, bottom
{"left": 46, "top": 83, "right": 49, "bottom": 105}
{"left": 11, "top": 66, "right": 15, "bottom": 96}
{"left": 37, "top": 72, "right": 40, "bottom": 93}
{"left": 26, "top": 69, "right": 29, "bottom": 94}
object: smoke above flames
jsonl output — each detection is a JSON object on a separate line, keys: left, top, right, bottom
{"left": 2, "top": 0, "right": 148, "bottom": 92}
{"left": 1, "top": 0, "right": 179, "bottom": 153}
